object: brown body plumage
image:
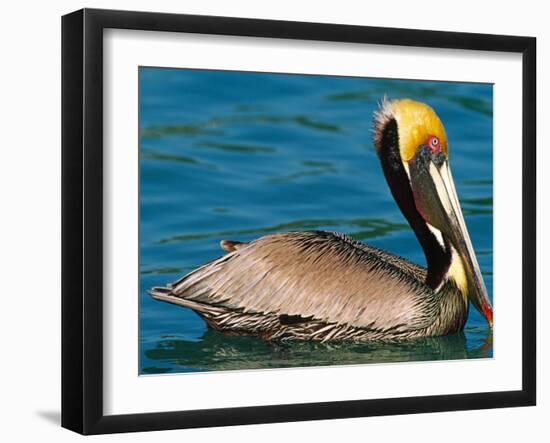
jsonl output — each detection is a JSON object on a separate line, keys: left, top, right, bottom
{"left": 150, "top": 99, "right": 493, "bottom": 342}
{"left": 151, "top": 231, "right": 468, "bottom": 341}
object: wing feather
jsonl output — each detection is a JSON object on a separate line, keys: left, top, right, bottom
{"left": 169, "top": 231, "right": 440, "bottom": 332}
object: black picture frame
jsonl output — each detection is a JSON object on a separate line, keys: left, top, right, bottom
{"left": 61, "top": 8, "right": 536, "bottom": 435}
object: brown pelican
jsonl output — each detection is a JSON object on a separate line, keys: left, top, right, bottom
{"left": 150, "top": 99, "right": 493, "bottom": 342}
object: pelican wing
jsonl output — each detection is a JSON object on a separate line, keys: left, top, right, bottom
{"left": 168, "top": 231, "right": 440, "bottom": 333}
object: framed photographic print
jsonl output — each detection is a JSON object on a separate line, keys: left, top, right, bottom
{"left": 61, "top": 8, "right": 536, "bottom": 435}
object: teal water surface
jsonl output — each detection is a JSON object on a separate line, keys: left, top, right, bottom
{"left": 139, "top": 67, "right": 493, "bottom": 375}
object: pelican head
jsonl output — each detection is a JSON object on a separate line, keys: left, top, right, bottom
{"left": 374, "top": 98, "right": 493, "bottom": 327}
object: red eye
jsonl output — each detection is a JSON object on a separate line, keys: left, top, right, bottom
{"left": 428, "top": 136, "right": 440, "bottom": 153}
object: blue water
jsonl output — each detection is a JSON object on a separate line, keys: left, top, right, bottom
{"left": 139, "top": 67, "right": 493, "bottom": 374}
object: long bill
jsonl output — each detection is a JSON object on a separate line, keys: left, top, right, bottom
{"left": 408, "top": 146, "right": 494, "bottom": 327}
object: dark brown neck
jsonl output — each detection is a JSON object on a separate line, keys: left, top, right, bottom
{"left": 377, "top": 118, "right": 451, "bottom": 290}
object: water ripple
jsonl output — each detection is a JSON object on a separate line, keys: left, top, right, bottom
{"left": 142, "top": 329, "right": 492, "bottom": 373}
{"left": 140, "top": 114, "right": 343, "bottom": 141}
{"left": 195, "top": 141, "right": 277, "bottom": 154}
{"left": 157, "top": 217, "right": 409, "bottom": 244}
{"left": 141, "top": 148, "right": 198, "bottom": 165}
{"left": 268, "top": 161, "right": 338, "bottom": 183}
{"left": 324, "top": 87, "right": 492, "bottom": 117}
